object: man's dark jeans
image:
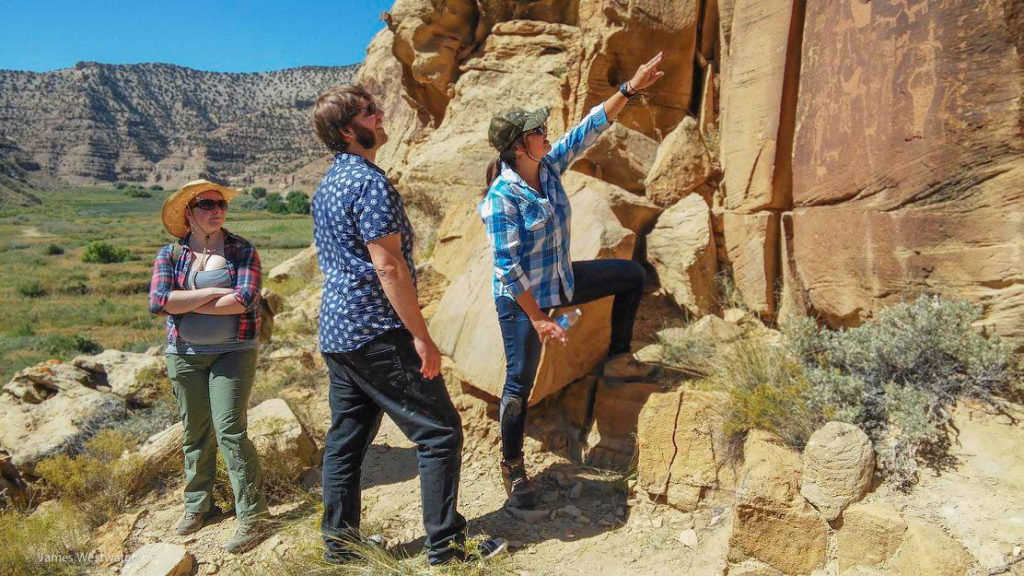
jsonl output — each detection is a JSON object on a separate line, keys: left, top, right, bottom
{"left": 496, "top": 258, "right": 645, "bottom": 461}
{"left": 321, "top": 328, "right": 467, "bottom": 564}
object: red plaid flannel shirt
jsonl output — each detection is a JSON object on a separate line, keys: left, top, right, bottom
{"left": 148, "top": 230, "right": 262, "bottom": 345}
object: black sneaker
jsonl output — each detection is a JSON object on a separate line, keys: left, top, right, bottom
{"left": 428, "top": 537, "right": 507, "bottom": 566}
{"left": 501, "top": 457, "right": 538, "bottom": 509}
{"left": 323, "top": 533, "right": 386, "bottom": 565}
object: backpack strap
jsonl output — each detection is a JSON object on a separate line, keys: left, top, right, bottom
{"left": 169, "top": 242, "right": 184, "bottom": 333}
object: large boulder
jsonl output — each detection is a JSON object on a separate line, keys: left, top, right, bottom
{"left": 71, "top": 349, "right": 166, "bottom": 406}
{"left": 800, "top": 421, "right": 874, "bottom": 521}
{"left": 562, "top": 171, "right": 662, "bottom": 235}
{"left": 637, "top": 389, "right": 729, "bottom": 510}
{"left": 736, "top": 430, "right": 803, "bottom": 510}
{"left": 583, "top": 379, "right": 664, "bottom": 468}
{"left": 644, "top": 116, "right": 715, "bottom": 207}
{"left": 569, "top": 122, "right": 659, "bottom": 194}
{"left": 836, "top": 503, "right": 908, "bottom": 572}
{"left": 784, "top": 0, "right": 1023, "bottom": 344}
{"left": 647, "top": 193, "right": 718, "bottom": 315}
{"left": 0, "top": 360, "right": 126, "bottom": 474}
{"left": 431, "top": 170, "right": 636, "bottom": 404}
{"left": 245, "top": 398, "right": 320, "bottom": 477}
{"left": 890, "top": 518, "right": 975, "bottom": 576}
{"left": 267, "top": 244, "right": 320, "bottom": 282}
{"left": 728, "top": 502, "right": 829, "bottom": 575}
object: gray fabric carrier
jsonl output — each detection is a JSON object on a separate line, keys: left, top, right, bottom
{"left": 177, "top": 267, "right": 239, "bottom": 345}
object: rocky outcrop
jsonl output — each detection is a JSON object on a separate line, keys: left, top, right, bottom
{"left": 0, "top": 62, "right": 357, "bottom": 187}
{"left": 837, "top": 503, "right": 908, "bottom": 571}
{"left": 71, "top": 349, "right": 166, "bottom": 407}
{"left": 267, "top": 245, "right": 320, "bottom": 282}
{"left": 782, "top": 0, "right": 1022, "bottom": 343}
{"left": 570, "top": 123, "right": 659, "bottom": 194}
{"left": 0, "top": 360, "right": 126, "bottom": 474}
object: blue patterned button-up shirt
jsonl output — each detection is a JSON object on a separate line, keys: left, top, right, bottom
{"left": 479, "top": 104, "right": 611, "bottom": 308}
{"left": 313, "top": 153, "right": 416, "bottom": 353}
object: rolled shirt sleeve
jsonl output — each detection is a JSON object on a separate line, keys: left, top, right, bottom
{"left": 545, "top": 103, "right": 611, "bottom": 174}
{"left": 481, "top": 192, "right": 530, "bottom": 298}
{"left": 232, "top": 243, "right": 262, "bottom": 311}
{"left": 148, "top": 245, "right": 174, "bottom": 315}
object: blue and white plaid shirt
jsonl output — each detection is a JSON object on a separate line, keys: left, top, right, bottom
{"left": 480, "top": 104, "right": 611, "bottom": 308}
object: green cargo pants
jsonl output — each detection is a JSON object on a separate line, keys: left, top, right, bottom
{"left": 166, "top": 348, "right": 268, "bottom": 521}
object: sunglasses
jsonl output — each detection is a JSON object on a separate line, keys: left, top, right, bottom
{"left": 356, "top": 102, "right": 381, "bottom": 117}
{"left": 190, "top": 198, "right": 229, "bottom": 211}
{"left": 526, "top": 125, "right": 548, "bottom": 137}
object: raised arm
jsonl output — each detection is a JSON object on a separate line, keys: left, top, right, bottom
{"left": 546, "top": 51, "right": 665, "bottom": 174}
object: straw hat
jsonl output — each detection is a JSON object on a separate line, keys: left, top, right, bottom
{"left": 161, "top": 179, "right": 239, "bottom": 238}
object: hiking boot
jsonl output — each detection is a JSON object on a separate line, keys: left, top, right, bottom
{"left": 225, "top": 518, "right": 271, "bottom": 554}
{"left": 428, "top": 537, "right": 508, "bottom": 566}
{"left": 500, "top": 457, "right": 537, "bottom": 509}
{"left": 175, "top": 504, "right": 223, "bottom": 536}
{"left": 602, "top": 352, "right": 661, "bottom": 382}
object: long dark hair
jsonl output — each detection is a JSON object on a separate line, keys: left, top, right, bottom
{"left": 484, "top": 136, "right": 523, "bottom": 192}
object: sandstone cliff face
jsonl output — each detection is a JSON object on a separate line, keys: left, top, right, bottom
{"left": 0, "top": 62, "right": 357, "bottom": 188}
{"left": 360, "top": 0, "right": 1021, "bottom": 393}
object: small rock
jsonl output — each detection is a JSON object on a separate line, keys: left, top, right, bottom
{"left": 558, "top": 504, "right": 583, "bottom": 518}
{"left": 709, "top": 513, "right": 723, "bottom": 526}
{"left": 678, "top": 529, "right": 698, "bottom": 548}
{"left": 121, "top": 543, "right": 194, "bottom": 576}
{"left": 569, "top": 482, "right": 583, "bottom": 499}
{"left": 1014, "top": 545, "right": 1022, "bottom": 558}
{"left": 652, "top": 516, "right": 664, "bottom": 528}
{"left": 552, "top": 471, "right": 574, "bottom": 488}
{"left": 508, "top": 507, "right": 550, "bottom": 524}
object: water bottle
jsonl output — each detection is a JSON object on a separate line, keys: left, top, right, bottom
{"left": 555, "top": 308, "right": 583, "bottom": 330}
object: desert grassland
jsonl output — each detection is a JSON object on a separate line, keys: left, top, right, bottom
{"left": 0, "top": 186, "right": 312, "bottom": 382}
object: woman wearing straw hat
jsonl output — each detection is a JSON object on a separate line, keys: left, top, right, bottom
{"left": 480, "top": 53, "right": 665, "bottom": 509}
{"left": 148, "top": 179, "right": 269, "bottom": 553}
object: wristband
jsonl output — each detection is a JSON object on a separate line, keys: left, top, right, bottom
{"left": 619, "top": 81, "right": 639, "bottom": 100}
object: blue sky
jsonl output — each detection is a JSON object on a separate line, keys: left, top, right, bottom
{"left": 0, "top": 0, "right": 393, "bottom": 72}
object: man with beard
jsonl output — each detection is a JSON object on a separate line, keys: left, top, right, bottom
{"left": 310, "top": 86, "right": 506, "bottom": 566}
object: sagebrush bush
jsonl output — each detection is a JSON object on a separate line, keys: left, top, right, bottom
{"left": 0, "top": 502, "right": 92, "bottom": 576}
{"left": 43, "top": 244, "right": 64, "bottom": 255}
{"left": 784, "top": 295, "right": 1020, "bottom": 489}
{"left": 80, "top": 241, "right": 131, "bottom": 264}
{"left": 38, "top": 334, "right": 101, "bottom": 357}
{"left": 34, "top": 430, "right": 147, "bottom": 527}
{"left": 713, "top": 338, "right": 819, "bottom": 449}
{"left": 16, "top": 279, "right": 47, "bottom": 298}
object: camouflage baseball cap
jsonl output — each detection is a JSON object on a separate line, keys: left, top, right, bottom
{"left": 488, "top": 106, "right": 550, "bottom": 151}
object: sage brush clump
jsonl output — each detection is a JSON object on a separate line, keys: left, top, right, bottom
{"left": 785, "top": 295, "right": 1020, "bottom": 489}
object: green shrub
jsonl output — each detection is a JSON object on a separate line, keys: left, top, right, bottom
{"left": 34, "top": 430, "right": 146, "bottom": 527}
{"left": 114, "top": 182, "right": 127, "bottom": 189}
{"left": 58, "top": 280, "right": 89, "bottom": 296}
{"left": 784, "top": 295, "right": 1020, "bottom": 489}
{"left": 43, "top": 244, "right": 64, "bottom": 256}
{"left": 148, "top": 184, "right": 163, "bottom": 191}
{"left": 16, "top": 279, "right": 47, "bottom": 298}
{"left": 81, "top": 241, "right": 130, "bottom": 263}
{"left": 250, "top": 186, "right": 267, "bottom": 199}
{"left": 285, "top": 191, "right": 310, "bottom": 215}
{"left": 714, "top": 338, "right": 818, "bottom": 448}
{"left": 0, "top": 502, "right": 93, "bottom": 576}
{"left": 657, "top": 328, "right": 715, "bottom": 376}
{"left": 124, "top": 187, "right": 151, "bottom": 198}
{"left": 38, "top": 334, "right": 102, "bottom": 357}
